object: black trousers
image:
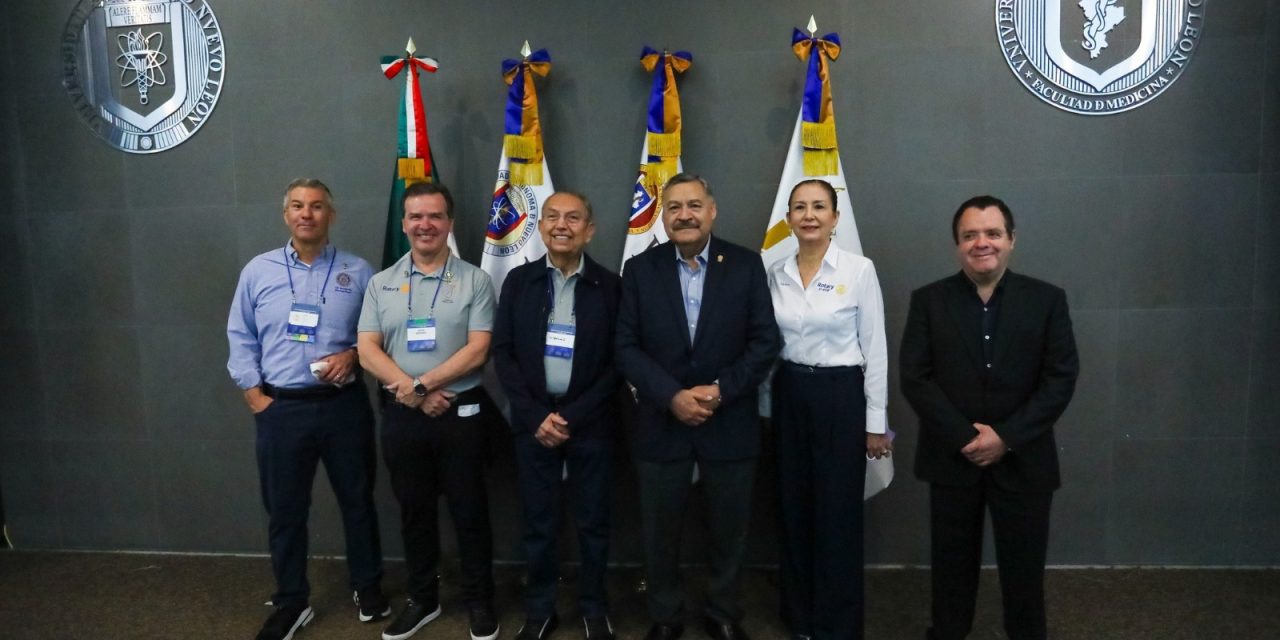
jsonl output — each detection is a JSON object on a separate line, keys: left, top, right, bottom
{"left": 636, "top": 455, "right": 756, "bottom": 625}
{"left": 254, "top": 382, "right": 382, "bottom": 607}
{"left": 381, "top": 388, "right": 494, "bottom": 607}
{"left": 928, "top": 475, "right": 1053, "bottom": 640}
{"left": 514, "top": 429, "right": 612, "bottom": 618}
{"left": 773, "top": 363, "right": 868, "bottom": 640}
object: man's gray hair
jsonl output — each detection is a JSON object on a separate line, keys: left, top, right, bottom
{"left": 282, "top": 178, "right": 334, "bottom": 210}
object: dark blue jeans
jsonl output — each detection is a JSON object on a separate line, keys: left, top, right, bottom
{"left": 254, "top": 383, "right": 382, "bottom": 607}
{"left": 514, "top": 429, "right": 612, "bottom": 618}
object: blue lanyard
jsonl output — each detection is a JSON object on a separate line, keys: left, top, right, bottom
{"left": 545, "top": 268, "right": 578, "bottom": 322}
{"left": 283, "top": 246, "right": 336, "bottom": 304}
{"left": 408, "top": 255, "right": 449, "bottom": 318}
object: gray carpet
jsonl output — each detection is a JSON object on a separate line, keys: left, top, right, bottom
{"left": 0, "top": 551, "right": 1276, "bottom": 639}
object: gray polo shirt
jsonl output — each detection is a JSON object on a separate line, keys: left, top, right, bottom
{"left": 543, "top": 254, "right": 583, "bottom": 396}
{"left": 358, "top": 252, "right": 496, "bottom": 392}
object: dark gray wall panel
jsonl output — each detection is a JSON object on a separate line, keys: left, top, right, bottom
{"left": 1109, "top": 438, "right": 1244, "bottom": 564}
{"left": 26, "top": 212, "right": 136, "bottom": 327}
{"left": 1247, "top": 309, "right": 1280, "bottom": 439}
{"left": 1049, "top": 436, "right": 1112, "bottom": 564}
{"left": 1118, "top": 174, "right": 1258, "bottom": 309}
{"left": 139, "top": 324, "right": 252, "bottom": 442}
{"left": 0, "top": 331, "right": 46, "bottom": 441}
{"left": 131, "top": 207, "right": 241, "bottom": 325}
{"left": 51, "top": 440, "right": 159, "bottom": 549}
{"left": 1257, "top": 174, "right": 1279, "bottom": 308}
{"left": 0, "top": 439, "right": 62, "bottom": 548}
{"left": 39, "top": 328, "right": 146, "bottom": 441}
{"left": 1116, "top": 309, "right": 1251, "bottom": 440}
{"left": 154, "top": 439, "right": 263, "bottom": 552}
{"left": 1238, "top": 438, "right": 1280, "bottom": 564}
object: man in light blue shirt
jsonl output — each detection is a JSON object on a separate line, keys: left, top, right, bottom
{"left": 227, "top": 178, "right": 387, "bottom": 640}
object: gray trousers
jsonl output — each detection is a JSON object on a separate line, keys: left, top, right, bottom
{"left": 635, "top": 456, "right": 757, "bottom": 625}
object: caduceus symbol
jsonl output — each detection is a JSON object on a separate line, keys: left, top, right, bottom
{"left": 115, "top": 29, "right": 168, "bottom": 105}
{"left": 1080, "top": 0, "right": 1125, "bottom": 59}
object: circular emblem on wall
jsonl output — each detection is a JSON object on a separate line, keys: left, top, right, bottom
{"left": 62, "top": 0, "right": 226, "bottom": 153}
{"left": 484, "top": 170, "right": 541, "bottom": 258}
{"left": 997, "top": 0, "right": 1204, "bottom": 115}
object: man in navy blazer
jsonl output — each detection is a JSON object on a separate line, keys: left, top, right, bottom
{"left": 616, "top": 174, "right": 781, "bottom": 640}
{"left": 900, "top": 195, "right": 1079, "bottom": 640}
{"left": 492, "top": 191, "right": 622, "bottom": 640}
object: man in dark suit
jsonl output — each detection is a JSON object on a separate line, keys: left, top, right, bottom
{"left": 900, "top": 195, "right": 1079, "bottom": 640}
{"left": 492, "top": 191, "right": 622, "bottom": 640}
{"left": 616, "top": 174, "right": 781, "bottom": 640}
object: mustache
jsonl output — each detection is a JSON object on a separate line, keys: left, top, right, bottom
{"left": 671, "top": 220, "right": 700, "bottom": 230}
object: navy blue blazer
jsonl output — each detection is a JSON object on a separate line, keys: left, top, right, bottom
{"left": 491, "top": 253, "right": 622, "bottom": 438}
{"left": 616, "top": 236, "right": 781, "bottom": 462}
{"left": 900, "top": 270, "right": 1079, "bottom": 492}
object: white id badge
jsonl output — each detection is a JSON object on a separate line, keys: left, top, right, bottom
{"left": 545, "top": 323, "right": 576, "bottom": 358}
{"left": 406, "top": 317, "right": 437, "bottom": 352}
{"left": 286, "top": 303, "right": 321, "bottom": 342}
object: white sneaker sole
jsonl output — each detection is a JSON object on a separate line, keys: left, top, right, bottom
{"left": 470, "top": 623, "right": 500, "bottom": 640}
{"left": 382, "top": 605, "right": 442, "bottom": 640}
{"left": 281, "top": 606, "right": 314, "bottom": 640}
{"left": 359, "top": 605, "right": 393, "bottom": 623}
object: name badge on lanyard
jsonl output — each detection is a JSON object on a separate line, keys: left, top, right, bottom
{"left": 545, "top": 323, "right": 576, "bottom": 359}
{"left": 407, "top": 317, "right": 437, "bottom": 352}
{"left": 286, "top": 303, "right": 321, "bottom": 342}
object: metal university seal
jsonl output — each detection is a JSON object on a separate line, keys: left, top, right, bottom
{"left": 62, "top": 0, "right": 226, "bottom": 153}
{"left": 997, "top": 0, "right": 1205, "bottom": 115}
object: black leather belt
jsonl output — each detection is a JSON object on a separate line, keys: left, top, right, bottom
{"left": 781, "top": 361, "right": 862, "bottom": 374}
{"left": 261, "top": 382, "right": 352, "bottom": 400}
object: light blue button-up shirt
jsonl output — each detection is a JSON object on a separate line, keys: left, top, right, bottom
{"left": 675, "top": 241, "right": 710, "bottom": 342}
{"left": 227, "top": 242, "right": 373, "bottom": 390}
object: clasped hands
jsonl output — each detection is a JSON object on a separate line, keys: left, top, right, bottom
{"left": 386, "top": 375, "right": 456, "bottom": 417}
{"left": 961, "top": 422, "right": 1007, "bottom": 467}
{"left": 670, "top": 384, "right": 721, "bottom": 426}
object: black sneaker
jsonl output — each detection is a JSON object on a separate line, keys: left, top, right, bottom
{"left": 382, "top": 599, "right": 441, "bottom": 640}
{"left": 354, "top": 585, "right": 392, "bottom": 622}
{"left": 469, "top": 603, "right": 501, "bottom": 640}
{"left": 515, "top": 612, "right": 559, "bottom": 640}
{"left": 255, "top": 603, "right": 313, "bottom": 640}
{"left": 583, "top": 615, "right": 615, "bottom": 640}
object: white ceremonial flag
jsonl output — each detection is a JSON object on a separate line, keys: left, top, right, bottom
{"left": 480, "top": 150, "right": 554, "bottom": 297}
{"left": 621, "top": 135, "right": 680, "bottom": 269}
{"left": 760, "top": 110, "right": 863, "bottom": 268}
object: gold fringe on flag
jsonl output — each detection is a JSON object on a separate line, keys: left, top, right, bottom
{"left": 398, "top": 157, "right": 426, "bottom": 180}
{"left": 509, "top": 160, "right": 543, "bottom": 186}
{"left": 801, "top": 121, "right": 837, "bottom": 149}
{"left": 643, "top": 157, "right": 678, "bottom": 192}
{"left": 646, "top": 131, "right": 682, "bottom": 157}
{"left": 803, "top": 149, "right": 839, "bottom": 176}
{"left": 504, "top": 133, "right": 538, "bottom": 160}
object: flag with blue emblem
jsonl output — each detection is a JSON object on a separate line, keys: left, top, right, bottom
{"left": 760, "top": 18, "right": 863, "bottom": 270}
{"left": 621, "top": 47, "right": 692, "bottom": 270}
{"left": 481, "top": 42, "right": 554, "bottom": 296}
{"left": 379, "top": 38, "right": 457, "bottom": 268}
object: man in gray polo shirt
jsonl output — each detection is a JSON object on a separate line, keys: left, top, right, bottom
{"left": 356, "top": 182, "right": 499, "bottom": 640}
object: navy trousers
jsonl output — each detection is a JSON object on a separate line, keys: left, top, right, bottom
{"left": 514, "top": 429, "right": 612, "bottom": 618}
{"left": 381, "top": 389, "right": 495, "bottom": 607}
{"left": 773, "top": 363, "right": 867, "bottom": 640}
{"left": 254, "top": 382, "right": 383, "bottom": 607}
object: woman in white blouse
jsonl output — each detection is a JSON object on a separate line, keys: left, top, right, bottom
{"left": 767, "top": 179, "right": 890, "bottom": 640}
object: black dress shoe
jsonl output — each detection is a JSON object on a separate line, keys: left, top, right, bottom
{"left": 703, "top": 619, "right": 749, "bottom": 640}
{"left": 644, "top": 622, "right": 684, "bottom": 640}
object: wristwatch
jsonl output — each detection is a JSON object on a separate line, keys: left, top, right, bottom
{"left": 412, "top": 377, "right": 428, "bottom": 397}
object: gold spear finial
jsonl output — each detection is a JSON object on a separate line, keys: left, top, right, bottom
{"left": 405, "top": 37, "right": 416, "bottom": 56}
{"left": 521, "top": 40, "right": 532, "bottom": 58}
{"left": 807, "top": 15, "right": 817, "bottom": 36}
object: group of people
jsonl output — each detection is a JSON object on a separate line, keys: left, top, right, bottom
{"left": 228, "top": 173, "right": 1078, "bottom": 640}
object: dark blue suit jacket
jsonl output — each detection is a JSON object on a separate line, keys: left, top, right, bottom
{"left": 616, "top": 237, "right": 781, "bottom": 462}
{"left": 900, "top": 270, "right": 1079, "bottom": 492}
{"left": 491, "top": 253, "right": 622, "bottom": 438}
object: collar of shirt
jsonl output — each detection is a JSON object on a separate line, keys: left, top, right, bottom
{"left": 673, "top": 239, "right": 710, "bottom": 269}
{"left": 780, "top": 241, "right": 840, "bottom": 285}
{"left": 285, "top": 241, "right": 333, "bottom": 267}
{"left": 545, "top": 253, "right": 585, "bottom": 281}
{"left": 396, "top": 251, "right": 449, "bottom": 279}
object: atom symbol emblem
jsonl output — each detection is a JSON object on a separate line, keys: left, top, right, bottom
{"left": 115, "top": 29, "right": 167, "bottom": 105}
